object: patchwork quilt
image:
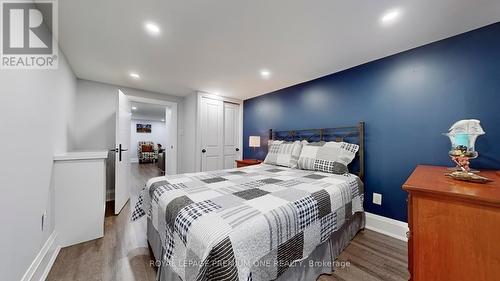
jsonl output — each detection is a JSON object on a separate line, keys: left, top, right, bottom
{"left": 132, "top": 164, "right": 364, "bottom": 281}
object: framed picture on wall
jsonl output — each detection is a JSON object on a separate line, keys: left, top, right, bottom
{"left": 136, "top": 124, "right": 152, "bottom": 133}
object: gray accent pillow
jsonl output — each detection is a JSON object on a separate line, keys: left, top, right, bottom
{"left": 298, "top": 141, "right": 359, "bottom": 174}
{"left": 305, "top": 141, "right": 326, "bottom": 146}
{"left": 264, "top": 140, "right": 303, "bottom": 168}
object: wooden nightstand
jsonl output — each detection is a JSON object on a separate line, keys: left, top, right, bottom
{"left": 235, "top": 159, "right": 262, "bottom": 168}
{"left": 403, "top": 165, "right": 500, "bottom": 281}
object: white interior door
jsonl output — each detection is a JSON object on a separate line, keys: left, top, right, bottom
{"left": 223, "top": 102, "right": 240, "bottom": 169}
{"left": 114, "top": 90, "right": 131, "bottom": 214}
{"left": 165, "top": 105, "right": 178, "bottom": 175}
{"left": 201, "top": 97, "right": 223, "bottom": 171}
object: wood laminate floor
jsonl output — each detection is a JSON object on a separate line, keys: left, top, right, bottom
{"left": 47, "top": 163, "right": 408, "bottom": 281}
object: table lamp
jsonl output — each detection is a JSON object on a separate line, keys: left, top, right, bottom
{"left": 443, "top": 119, "right": 491, "bottom": 183}
{"left": 444, "top": 119, "right": 485, "bottom": 173}
{"left": 249, "top": 136, "right": 261, "bottom": 151}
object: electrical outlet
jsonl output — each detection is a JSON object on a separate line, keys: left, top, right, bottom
{"left": 373, "top": 193, "right": 382, "bottom": 205}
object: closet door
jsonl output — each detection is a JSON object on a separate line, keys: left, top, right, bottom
{"left": 223, "top": 102, "right": 240, "bottom": 169}
{"left": 200, "top": 97, "right": 223, "bottom": 171}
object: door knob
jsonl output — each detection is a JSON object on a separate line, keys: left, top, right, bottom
{"left": 235, "top": 148, "right": 240, "bottom": 151}
{"left": 202, "top": 149, "right": 207, "bottom": 153}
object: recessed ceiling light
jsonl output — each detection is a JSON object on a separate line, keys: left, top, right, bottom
{"left": 260, "top": 69, "right": 271, "bottom": 79}
{"left": 132, "top": 106, "right": 137, "bottom": 110}
{"left": 161, "top": 119, "right": 165, "bottom": 122}
{"left": 144, "top": 22, "right": 161, "bottom": 36}
{"left": 129, "top": 72, "right": 140, "bottom": 79}
{"left": 380, "top": 8, "right": 401, "bottom": 25}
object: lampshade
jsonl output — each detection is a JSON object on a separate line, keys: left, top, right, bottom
{"left": 445, "top": 119, "right": 485, "bottom": 153}
{"left": 249, "top": 136, "right": 261, "bottom": 148}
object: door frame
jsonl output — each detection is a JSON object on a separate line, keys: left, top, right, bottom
{"left": 126, "top": 95, "right": 178, "bottom": 175}
{"left": 195, "top": 92, "right": 243, "bottom": 172}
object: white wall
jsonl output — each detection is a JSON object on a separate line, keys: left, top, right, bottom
{"left": 0, "top": 53, "right": 77, "bottom": 281}
{"left": 74, "top": 79, "right": 184, "bottom": 199}
{"left": 180, "top": 93, "right": 197, "bottom": 173}
{"left": 130, "top": 120, "right": 167, "bottom": 162}
{"left": 73, "top": 80, "right": 117, "bottom": 199}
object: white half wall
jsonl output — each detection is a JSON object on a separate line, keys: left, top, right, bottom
{"left": 130, "top": 120, "right": 167, "bottom": 162}
{"left": 0, "top": 52, "right": 76, "bottom": 281}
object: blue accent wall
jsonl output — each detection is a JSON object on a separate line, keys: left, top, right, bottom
{"left": 243, "top": 23, "right": 500, "bottom": 222}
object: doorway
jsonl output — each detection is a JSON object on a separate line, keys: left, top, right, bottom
{"left": 114, "top": 92, "right": 178, "bottom": 214}
{"left": 130, "top": 102, "right": 168, "bottom": 173}
{"left": 126, "top": 96, "right": 178, "bottom": 174}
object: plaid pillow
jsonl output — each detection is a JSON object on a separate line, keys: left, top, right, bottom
{"left": 264, "top": 140, "right": 303, "bottom": 168}
{"left": 298, "top": 141, "right": 359, "bottom": 174}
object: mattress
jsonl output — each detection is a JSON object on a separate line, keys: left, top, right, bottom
{"left": 133, "top": 164, "right": 364, "bottom": 281}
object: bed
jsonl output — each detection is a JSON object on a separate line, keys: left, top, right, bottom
{"left": 133, "top": 122, "right": 365, "bottom": 281}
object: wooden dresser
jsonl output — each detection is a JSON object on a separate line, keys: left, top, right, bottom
{"left": 403, "top": 165, "right": 500, "bottom": 281}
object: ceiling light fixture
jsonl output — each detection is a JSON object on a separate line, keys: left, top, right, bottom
{"left": 260, "top": 69, "right": 271, "bottom": 79}
{"left": 129, "top": 72, "right": 140, "bottom": 79}
{"left": 132, "top": 106, "right": 137, "bottom": 110}
{"left": 161, "top": 119, "right": 165, "bottom": 122}
{"left": 144, "top": 22, "right": 161, "bottom": 36}
{"left": 380, "top": 8, "right": 401, "bottom": 25}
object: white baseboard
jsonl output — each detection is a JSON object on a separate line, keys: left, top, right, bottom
{"left": 130, "top": 158, "right": 139, "bottom": 163}
{"left": 365, "top": 212, "right": 408, "bottom": 241}
{"left": 21, "top": 231, "right": 60, "bottom": 281}
{"left": 39, "top": 243, "right": 60, "bottom": 281}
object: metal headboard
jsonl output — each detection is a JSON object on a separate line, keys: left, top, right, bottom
{"left": 268, "top": 122, "right": 365, "bottom": 180}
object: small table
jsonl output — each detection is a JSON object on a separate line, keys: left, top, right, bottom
{"left": 235, "top": 159, "right": 262, "bottom": 168}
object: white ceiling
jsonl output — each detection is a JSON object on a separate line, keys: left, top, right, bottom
{"left": 131, "top": 102, "right": 166, "bottom": 122}
{"left": 59, "top": 0, "right": 500, "bottom": 100}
